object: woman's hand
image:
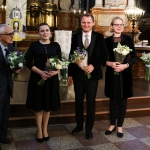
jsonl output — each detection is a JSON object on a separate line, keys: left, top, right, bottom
{"left": 83, "top": 64, "right": 94, "bottom": 74}
{"left": 47, "top": 70, "right": 59, "bottom": 78}
{"left": 106, "top": 61, "right": 121, "bottom": 69}
{"left": 40, "top": 71, "right": 49, "bottom": 80}
{"left": 114, "top": 64, "right": 129, "bottom": 72}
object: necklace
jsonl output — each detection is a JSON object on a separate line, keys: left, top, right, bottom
{"left": 43, "top": 44, "right": 48, "bottom": 54}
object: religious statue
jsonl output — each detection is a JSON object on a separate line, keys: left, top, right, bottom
{"left": 105, "top": 0, "right": 126, "bottom": 8}
{"left": 60, "top": 0, "right": 71, "bottom": 11}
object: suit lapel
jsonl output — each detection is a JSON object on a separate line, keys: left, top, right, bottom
{"left": 0, "top": 46, "right": 5, "bottom": 61}
{"left": 89, "top": 31, "right": 96, "bottom": 59}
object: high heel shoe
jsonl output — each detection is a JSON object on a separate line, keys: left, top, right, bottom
{"left": 43, "top": 135, "right": 50, "bottom": 141}
{"left": 117, "top": 132, "right": 124, "bottom": 138}
{"left": 36, "top": 132, "right": 43, "bottom": 142}
{"left": 105, "top": 126, "right": 116, "bottom": 135}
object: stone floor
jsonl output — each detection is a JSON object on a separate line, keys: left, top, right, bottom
{"left": 2, "top": 116, "right": 150, "bottom": 150}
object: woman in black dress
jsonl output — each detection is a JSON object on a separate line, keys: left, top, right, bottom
{"left": 26, "top": 23, "right": 61, "bottom": 142}
{"left": 104, "top": 17, "right": 137, "bottom": 138}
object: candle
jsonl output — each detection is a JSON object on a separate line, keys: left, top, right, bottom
{"left": 83, "top": 11, "right": 86, "bottom": 14}
{"left": 74, "top": 10, "right": 76, "bottom": 14}
{"left": 79, "top": 9, "right": 81, "bottom": 14}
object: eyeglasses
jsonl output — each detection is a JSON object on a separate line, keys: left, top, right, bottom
{"left": 113, "top": 24, "right": 124, "bottom": 27}
{"left": 0, "top": 32, "right": 14, "bottom": 37}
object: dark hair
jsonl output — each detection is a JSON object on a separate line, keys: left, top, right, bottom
{"left": 37, "top": 23, "right": 50, "bottom": 32}
{"left": 80, "top": 14, "right": 94, "bottom": 22}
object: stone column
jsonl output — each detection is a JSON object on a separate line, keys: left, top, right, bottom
{"left": 94, "top": 0, "right": 103, "bottom": 8}
{"left": 127, "top": 0, "right": 135, "bottom": 8}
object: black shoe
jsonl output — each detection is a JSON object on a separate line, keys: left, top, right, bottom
{"left": 86, "top": 132, "right": 93, "bottom": 140}
{"left": 117, "top": 132, "right": 124, "bottom": 138}
{"left": 71, "top": 127, "right": 83, "bottom": 135}
{"left": 0, "top": 144, "right": 2, "bottom": 150}
{"left": 1, "top": 138, "right": 11, "bottom": 144}
{"left": 36, "top": 132, "right": 43, "bottom": 143}
{"left": 105, "top": 126, "right": 116, "bottom": 135}
{"left": 43, "top": 135, "right": 50, "bottom": 141}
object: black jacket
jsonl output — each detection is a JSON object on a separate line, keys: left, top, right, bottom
{"left": 68, "top": 31, "right": 108, "bottom": 80}
{"left": 104, "top": 34, "right": 138, "bottom": 98}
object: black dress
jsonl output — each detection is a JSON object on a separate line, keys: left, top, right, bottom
{"left": 26, "top": 41, "right": 61, "bottom": 111}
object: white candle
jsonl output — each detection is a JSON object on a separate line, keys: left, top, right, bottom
{"left": 74, "top": 10, "right": 76, "bottom": 14}
{"left": 83, "top": 11, "right": 86, "bottom": 14}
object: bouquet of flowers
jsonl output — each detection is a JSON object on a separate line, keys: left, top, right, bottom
{"left": 113, "top": 42, "right": 132, "bottom": 75}
{"left": 6, "top": 51, "right": 24, "bottom": 80}
{"left": 37, "top": 56, "right": 70, "bottom": 86}
{"left": 140, "top": 52, "right": 150, "bottom": 81}
{"left": 69, "top": 47, "right": 91, "bottom": 79}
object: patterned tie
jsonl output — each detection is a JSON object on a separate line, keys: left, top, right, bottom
{"left": 84, "top": 35, "right": 89, "bottom": 49}
{"left": 4, "top": 48, "right": 9, "bottom": 57}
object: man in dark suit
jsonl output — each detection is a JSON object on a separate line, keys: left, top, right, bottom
{"left": 0, "top": 24, "right": 20, "bottom": 147}
{"left": 68, "top": 14, "right": 108, "bottom": 139}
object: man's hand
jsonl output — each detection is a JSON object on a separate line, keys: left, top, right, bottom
{"left": 83, "top": 64, "right": 94, "bottom": 74}
{"left": 68, "top": 76, "right": 73, "bottom": 85}
{"left": 15, "top": 69, "right": 21, "bottom": 74}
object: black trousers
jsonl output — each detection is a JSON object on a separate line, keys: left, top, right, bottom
{"left": 109, "top": 98, "right": 127, "bottom": 127}
{"left": 0, "top": 86, "right": 10, "bottom": 140}
{"left": 109, "top": 75, "right": 127, "bottom": 127}
{"left": 73, "top": 72, "right": 98, "bottom": 133}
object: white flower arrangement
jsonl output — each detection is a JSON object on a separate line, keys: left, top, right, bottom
{"left": 37, "top": 55, "right": 70, "bottom": 86}
{"left": 113, "top": 42, "right": 132, "bottom": 55}
{"left": 140, "top": 52, "right": 150, "bottom": 64}
{"left": 6, "top": 51, "right": 24, "bottom": 80}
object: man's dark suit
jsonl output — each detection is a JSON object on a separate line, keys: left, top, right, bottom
{"left": 0, "top": 44, "right": 14, "bottom": 141}
{"left": 68, "top": 31, "right": 108, "bottom": 133}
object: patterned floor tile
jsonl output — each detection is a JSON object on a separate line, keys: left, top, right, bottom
{"left": 94, "top": 120, "right": 110, "bottom": 131}
{"left": 47, "top": 124, "right": 70, "bottom": 137}
{"left": 47, "top": 135, "right": 83, "bottom": 150}
{"left": 11, "top": 127, "right": 36, "bottom": 141}
{"left": 140, "top": 137, "right": 150, "bottom": 147}
{"left": 15, "top": 139, "right": 50, "bottom": 150}
{"left": 123, "top": 118, "right": 143, "bottom": 128}
{"left": 75, "top": 132, "right": 110, "bottom": 146}
{"left": 114, "top": 139, "right": 150, "bottom": 150}
{"left": 1, "top": 142, "right": 16, "bottom": 150}
{"left": 88, "top": 143, "right": 120, "bottom": 150}
{"left": 132, "top": 116, "right": 150, "bottom": 125}
{"left": 125, "top": 126, "right": 150, "bottom": 139}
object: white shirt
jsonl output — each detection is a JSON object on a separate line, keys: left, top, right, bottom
{"left": 0, "top": 42, "right": 7, "bottom": 57}
{"left": 82, "top": 31, "right": 92, "bottom": 45}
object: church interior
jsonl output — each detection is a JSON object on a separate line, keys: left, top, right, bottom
{"left": 1, "top": 0, "right": 150, "bottom": 149}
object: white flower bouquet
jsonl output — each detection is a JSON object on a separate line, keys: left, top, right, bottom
{"left": 113, "top": 42, "right": 132, "bottom": 75}
{"left": 37, "top": 56, "right": 70, "bottom": 86}
{"left": 70, "top": 47, "right": 91, "bottom": 79}
{"left": 140, "top": 52, "right": 150, "bottom": 81}
{"left": 6, "top": 51, "right": 24, "bottom": 80}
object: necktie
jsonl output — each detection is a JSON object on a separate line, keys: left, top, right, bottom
{"left": 4, "top": 48, "right": 9, "bottom": 57}
{"left": 84, "top": 35, "right": 89, "bottom": 49}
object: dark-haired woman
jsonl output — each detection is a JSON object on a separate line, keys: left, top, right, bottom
{"left": 104, "top": 17, "right": 137, "bottom": 138}
{"left": 26, "top": 23, "right": 61, "bottom": 142}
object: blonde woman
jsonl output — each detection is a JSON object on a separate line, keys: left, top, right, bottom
{"left": 104, "top": 16, "right": 137, "bottom": 138}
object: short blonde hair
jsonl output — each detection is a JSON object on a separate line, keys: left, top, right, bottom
{"left": 109, "top": 16, "right": 124, "bottom": 32}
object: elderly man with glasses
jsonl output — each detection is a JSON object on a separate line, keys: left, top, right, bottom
{"left": 0, "top": 24, "right": 20, "bottom": 148}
